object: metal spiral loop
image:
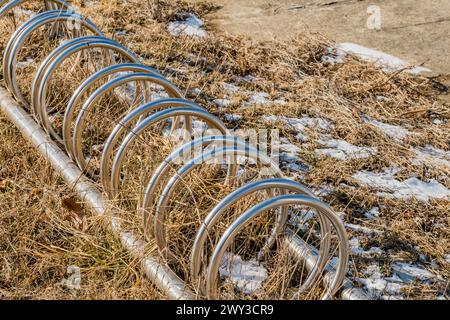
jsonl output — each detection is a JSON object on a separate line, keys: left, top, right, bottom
{"left": 0, "top": 1, "right": 358, "bottom": 300}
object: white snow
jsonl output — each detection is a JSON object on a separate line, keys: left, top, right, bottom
{"left": 432, "top": 119, "right": 445, "bottom": 125}
{"left": 222, "top": 83, "right": 240, "bottom": 94}
{"left": 353, "top": 168, "right": 450, "bottom": 202}
{"left": 249, "top": 92, "right": 270, "bottom": 105}
{"left": 411, "top": 145, "right": 450, "bottom": 170}
{"left": 363, "top": 116, "right": 410, "bottom": 141}
{"left": 391, "top": 262, "right": 435, "bottom": 283}
{"left": 261, "top": 115, "right": 332, "bottom": 132}
{"left": 279, "top": 142, "right": 301, "bottom": 163}
{"left": 345, "top": 223, "right": 383, "bottom": 236}
{"left": 219, "top": 253, "right": 267, "bottom": 294}
{"left": 315, "top": 137, "right": 377, "bottom": 161}
{"left": 213, "top": 99, "right": 231, "bottom": 108}
{"left": 349, "top": 238, "right": 384, "bottom": 257}
{"left": 364, "top": 207, "right": 380, "bottom": 220}
{"left": 444, "top": 254, "right": 450, "bottom": 263}
{"left": 356, "top": 264, "right": 406, "bottom": 299}
{"left": 223, "top": 113, "right": 242, "bottom": 122}
{"left": 58, "top": 265, "right": 81, "bottom": 290}
{"left": 326, "top": 43, "right": 431, "bottom": 74}
{"left": 16, "top": 57, "right": 34, "bottom": 69}
{"left": 13, "top": 7, "right": 36, "bottom": 18}
{"left": 168, "top": 14, "right": 207, "bottom": 37}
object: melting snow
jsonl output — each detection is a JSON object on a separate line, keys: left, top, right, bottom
{"left": 364, "top": 207, "right": 380, "bottom": 220}
{"left": 58, "top": 265, "right": 81, "bottom": 290}
{"left": 249, "top": 92, "right": 270, "bottom": 105}
{"left": 353, "top": 168, "right": 450, "bottom": 202}
{"left": 391, "top": 262, "right": 435, "bottom": 283}
{"left": 279, "top": 142, "right": 301, "bottom": 163}
{"left": 345, "top": 223, "right": 383, "bottom": 236}
{"left": 223, "top": 113, "right": 242, "bottom": 122}
{"left": 13, "top": 7, "right": 36, "bottom": 17}
{"left": 213, "top": 99, "right": 231, "bottom": 108}
{"left": 444, "top": 254, "right": 450, "bottom": 263}
{"left": 356, "top": 264, "right": 406, "bottom": 299}
{"left": 326, "top": 43, "right": 431, "bottom": 74}
{"left": 168, "top": 14, "right": 207, "bottom": 37}
{"left": 222, "top": 83, "right": 240, "bottom": 94}
{"left": 219, "top": 253, "right": 267, "bottom": 294}
{"left": 349, "top": 238, "right": 384, "bottom": 257}
{"left": 16, "top": 57, "right": 34, "bottom": 69}
{"left": 411, "top": 145, "right": 450, "bottom": 170}
{"left": 363, "top": 116, "right": 410, "bottom": 141}
{"left": 315, "top": 137, "right": 377, "bottom": 161}
{"left": 262, "top": 115, "right": 332, "bottom": 132}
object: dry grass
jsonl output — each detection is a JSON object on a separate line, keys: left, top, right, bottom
{"left": 0, "top": 0, "right": 449, "bottom": 299}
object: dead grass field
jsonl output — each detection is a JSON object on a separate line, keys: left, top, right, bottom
{"left": 0, "top": 0, "right": 449, "bottom": 299}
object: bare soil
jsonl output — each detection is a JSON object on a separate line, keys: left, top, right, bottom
{"left": 205, "top": 0, "right": 450, "bottom": 76}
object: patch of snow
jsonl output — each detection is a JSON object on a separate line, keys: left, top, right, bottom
{"left": 219, "top": 253, "right": 267, "bottom": 294}
{"left": 315, "top": 138, "right": 377, "bottom": 161}
{"left": 58, "top": 265, "right": 81, "bottom": 290}
{"left": 363, "top": 117, "right": 410, "bottom": 141}
{"left": 223, "top": 113, "right": 242, "bottom": 122}
{"left": 391, "top": 262, "right": 435, "bottom": 283}
{"left": 222, "top": 83, "right": 240, "bottom": 94}
{"left": 249, "top": 92, "right": 270, "bottom": 105}
{"left": 115, "top": 30, "right": 128, "bottom": 37}
{"left": 262, "top": 115, "right": 332, "bottom": 132}
{"left": 13, "top": 7, "right": 36, "bottom": 18}
{"left": 364, "top": 207, "right": 380, "bottom": 220}
{"left": 326, "top": 43, "right": 431, "bottom": 75}
{"left": 353, "top": 168, "right": 450, "bottom": 202}
{"left": 242, "top": 75, "right": 256, "bottom": 83}
{"left": 213, "top": 99, "right": 231, "bottom": 108}
{"left": 356, "top": 264, "right": 406, "bottom": 299}
{"left": 168, "top": 14, "right": 207, "bottom": 38}
{"left": 16, "top": 57, "right": 34, "bottom": 69}
{"left": 411, "top": 145, "right": 450, "bottom": 170}
{"left": 274, "top": 99, "right": 287, "bottom": 106}
{"left": 279, "top": 142, "right": 301, "bottom": 163}
{"left": 432, "top": 119, "right": 445, "bottom": 125}
{"left": 345, "top": 223, "right": 383, "bottom": 236}
{"left": 445, "top": 254, "right": 450, "bottom": 264}
{"left": 349, "top": 238, "right": 384, "bottom": 257}
{"left": 376, "top": 95, "right": 389, "bottom": 102}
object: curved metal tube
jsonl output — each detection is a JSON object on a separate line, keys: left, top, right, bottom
{"left": 205, "top": 194, "right": 349, "bottom": 300}
{"left": 0, "top": 3, "right": 356, "bottom": 300}
{"left": 101, "top": 98, "right": 207, "bottom": 195}
{"left": 190, "top": 178, "right": 332, "bottom": 293}
{"left": 63, "top": 63, "right": 162, "bottom": 158}
{"left": 4, "top": 10, "right": 100, "bottom": 106}
{"left": 31, "top": 36, "right": 112, "bottom": 119}
{"left": 34, "top": 37, "right": 138, "bottom": 142}
{"left": 72, "top": 73, "right": 184, "bottom": 172}
{"left": 152, "top": 145, "right": 285, "bottom": 263}
{"left": 109, "top": 107, "right": 228, "bottom": 199}
{"left": 141, "top": 135, "right": 244, "bottom": 240}
{"left": 0, "top": 0, "right": 69, "bottom": 18}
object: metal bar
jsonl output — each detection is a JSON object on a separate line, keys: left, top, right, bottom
{"left": 284, "top": 231, "right": 370, "bottom": 300}
{"left": 0, "top": 85, "right": 195, "bottom": 300}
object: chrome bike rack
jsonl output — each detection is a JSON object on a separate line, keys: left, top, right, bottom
{"left": 0, "top": 1, "right": 369, "bottom": 300}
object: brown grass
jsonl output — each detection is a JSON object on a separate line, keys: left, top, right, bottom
{"left": 0, "top": 0, "right": 449, "bottom": 300}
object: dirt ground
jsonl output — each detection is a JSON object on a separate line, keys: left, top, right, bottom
{"left": 204, "top": 0, "right": 450, "bottom": 76}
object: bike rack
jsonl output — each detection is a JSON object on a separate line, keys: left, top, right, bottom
{"left": 0, "top": 0, "right": 369, "bottom": 300}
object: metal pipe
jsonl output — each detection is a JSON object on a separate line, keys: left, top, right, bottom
{"left": 284, "top": 230, "right": 370, "bottom": 300}
{"left": 0, "top": 86, "right": 195, "bottom": 300}
{"left": 0, "top": 3, "right": 369, "bottom": 300}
